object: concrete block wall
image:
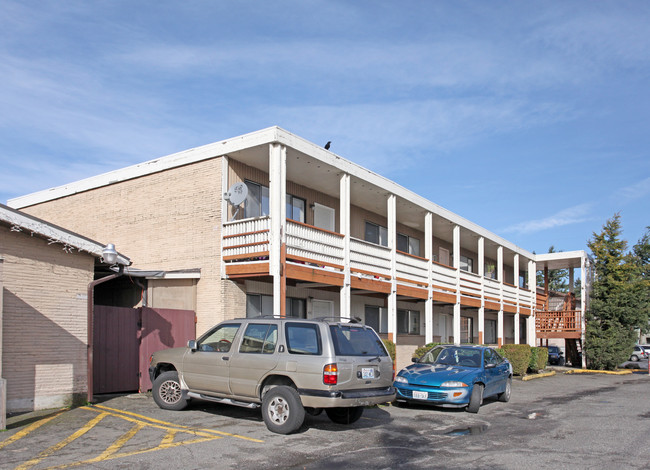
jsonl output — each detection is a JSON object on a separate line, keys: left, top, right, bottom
{"left": 21, "top": 158, "right": 228, "bottom": 335}
{"left": 0, "top": 225, "right": 94, "bottom": 412}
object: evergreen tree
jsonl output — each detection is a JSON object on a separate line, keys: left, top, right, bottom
{"left": 583, "top": 214, "right": 648, "bottom": 369}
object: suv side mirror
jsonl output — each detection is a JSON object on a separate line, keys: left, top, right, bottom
{"left": 188, "top": 340, "right": 197, "bottom": 351}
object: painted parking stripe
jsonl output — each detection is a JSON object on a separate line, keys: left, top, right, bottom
{"left": 0, "top": 411, "right": 63, "bottom": 450}
{"left": 92, "top": 404, "right": 264, "bottom": 442}
{"left": 15, "top": 412, "right": 109, "bottom": 470}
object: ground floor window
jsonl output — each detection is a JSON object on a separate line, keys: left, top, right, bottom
{"left": 246, "top": 294, "right": 306, "bottom": 318}
{"left": 365, "top": 305, "right": 388, "bottom": 333}
{"left": 461, "top": 316, "right": 473, "bottom": 343}
{"left": 485, "top": 319, "right": 497, "bottom": 344}
{"left": 397, "top": 309, "right": 421, "bottom": 335}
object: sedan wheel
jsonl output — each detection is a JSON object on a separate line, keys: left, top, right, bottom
{"left": 467, "top": 384, "right": 484, "bottom": 413}
{"left": 631, "top": 355, "right": 639, "bottom": 362}
{"left": 498, "top": 378, "right": 512, "bottom": 402}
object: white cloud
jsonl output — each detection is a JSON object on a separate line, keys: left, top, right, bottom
{"left": 616, "top": 177, "right": 650, "bottom": 202}
{"left": 500, "top": 204, "right": 594, "bottom": 235}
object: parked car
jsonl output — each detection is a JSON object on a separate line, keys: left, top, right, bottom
{"left": 547, "top": 345, "right": 565, "bottom": 366}
{"left": 630, "top": 345, "right": 648, "bottom": 362}
{"left": 149, "top": 317, "right": 396, "bottom": 434}
{"left": 641, "top": 345, "right": 650, "bottom": 357}
{"left": 393, "top": 345, "right": 512, "bottom": 413}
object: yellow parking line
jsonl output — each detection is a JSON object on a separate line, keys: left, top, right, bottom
{"left": 92, "top": 404, "right": 264, "bottom": 443}
{"left": 0, "top": 411, "right": 63, "bottom": 450}
{"left": 95, "top": 422, "right": 145, "bottom": 459}
{"left": 15, "top": 412, "right": 108, "bottom": 470}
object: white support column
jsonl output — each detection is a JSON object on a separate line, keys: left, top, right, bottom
{"left": 478, "top": 237, "right": 485, "bottom": 344}
{"left": 497, "top": 246, "right": 504, "bottom": 346}
{"left": 220, "top": 156, "right": 230, "bottom": 280}
{"left": 569, "top": 267, "right": 575, "bottom": 293}
{"left": 269, "top": 143, "right": 287, "bottom": 316}
{"left": 340, "top": 173, "right": 351, "bottom": 319}
{"left": 514, "top": 254, "right": 520, "bottom": 344}
{"left": 453, "top": 225, "right": 461, "bottom": 345}
{"left": 387, "top": 195, "right": 397, "bottom": 340}
{"left": 425, "top": 212, "right": 434, "bottom": 343}
{"left": 528, "top": 259, "right": 536, "bottom": 346}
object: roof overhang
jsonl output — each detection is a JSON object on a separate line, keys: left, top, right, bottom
{"left": 535, "top": 251, "right": 589, "bottom": 271}
{"left": 0, "top": 203, "right": 131, "bottom": 266}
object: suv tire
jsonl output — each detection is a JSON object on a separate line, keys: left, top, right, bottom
{"left": 153, "top": 371, "right": 188, "bottom": 411}
{"left": 262, "top": 386, "right": 305, "bottom": 435}
{"left": 325, "top": 406, "right": 364, "bottom": 424}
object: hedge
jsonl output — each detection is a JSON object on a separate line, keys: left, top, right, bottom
{"left": 383, "top": 339, "right": 396, "bottom": 363}
{"left": 497, "top": 344, "right": 532, "bottom": 376}
{"left": 529, "top": 347, "right": 548, "bottom": 373}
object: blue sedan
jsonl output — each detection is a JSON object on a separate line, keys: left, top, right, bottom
{"left": 394, "top": 345, "right": 512, "bottom": 413}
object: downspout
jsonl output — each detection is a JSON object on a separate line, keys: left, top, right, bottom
{"left": 87, "top": 265, "right": 124, "bottom": 403}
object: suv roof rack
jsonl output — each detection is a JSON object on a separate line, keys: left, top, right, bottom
{"left": 313, "top": 316, "right": 364, "bottom": 324}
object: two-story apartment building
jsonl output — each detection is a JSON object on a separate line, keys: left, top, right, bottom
{"left": 8, "top": 127, "right": 590, "bottom": 370}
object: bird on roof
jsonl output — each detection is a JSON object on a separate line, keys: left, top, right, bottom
{"left": 324, "top": 141, "right": 331, "bottom": 150}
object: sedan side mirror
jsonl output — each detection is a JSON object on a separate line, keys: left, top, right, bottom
{"left": 485, "top": 363, "right": 496, "bottom": 369}
{"left": 188, "top": 340, "right": 197, "bottom": 351}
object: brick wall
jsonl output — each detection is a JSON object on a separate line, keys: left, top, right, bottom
{"left": 21, "top": 158, "right": 230, "bottom": 335}
{"left": 0, "top": 225, "right": 95, "bottom": 412}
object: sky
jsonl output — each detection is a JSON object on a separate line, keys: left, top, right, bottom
{"left": 1, "top": 1, "right": 649, "bottom": 256}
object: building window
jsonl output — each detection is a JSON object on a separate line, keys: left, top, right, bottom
{"left": 397, "top": 233, "right": 421, "bottom": 257}
{"left": 519, "top": 271, "right": 527, "bottom": 288}
{"left": 461, "top": 316, "right": 473, "bottom": 343}
{"left": 365, "top": 222, "right": 388, "bottom": 247}
{"left": 397, "top": 309, "right": 421, "bottom": 335}
{"left": 244, "top": 180, "right": 305, "bottom": 223}
{"left": 484, "top": 262, "right": 497, "bottom": 280}
{"left": 246, "top": 294, "right": 306, "bottom": 318}
{"left": 286, "top": 195, "right": 306, "bottom": 223}
{"left": 364, "top": 305, "right": 388, "bottom": 333}
{"left": 460, "top": 255, "right": 473, "bottom": 273}
{"left": 244, "top": 180, "right": 269, "bottom": 219}
{"left": 485, "top": 319, "right": 497, "bottom": 344}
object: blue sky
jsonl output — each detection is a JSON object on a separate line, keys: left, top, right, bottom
{"left": 1, "top": 1, "right": 649, "bottom": 256}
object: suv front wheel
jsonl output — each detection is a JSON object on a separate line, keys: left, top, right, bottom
{"left": 153, "top": 371, "right": 188, "bottom": 411}
{"left": 261, "top": 386, "right": 305, "bottom": 434}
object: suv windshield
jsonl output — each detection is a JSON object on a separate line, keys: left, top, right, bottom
{"left": 329, "top": 325, "right": 387, "bottom": 357}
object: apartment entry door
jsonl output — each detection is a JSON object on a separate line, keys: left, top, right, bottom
{"left": 437, "top": 314, "right": 453, "bottom": 342}
{"left": 311, "top": 299, "right": 334, "bottom": 319}
{"left": 313, "top": 203, "right": 335, "bottom": 232}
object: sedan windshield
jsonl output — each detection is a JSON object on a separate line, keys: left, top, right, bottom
{"left": 420, "top": 347, "right": 481, "bottom": 368}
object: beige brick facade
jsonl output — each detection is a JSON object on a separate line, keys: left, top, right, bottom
{"left": 22, "top": 157, "right": 230, "bottom": 335}
{"left": 0, "top": 224, "right": 95, "bottom": 412}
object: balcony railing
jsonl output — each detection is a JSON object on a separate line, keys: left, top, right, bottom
{"left": 536, "top": 310, "right": 582, "bottom": 338}
{"left": 222, "top": 217, "right": 537, "bottom": 312}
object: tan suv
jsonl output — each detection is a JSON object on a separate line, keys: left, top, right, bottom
{"left": 148, "top": 317, "right": 395, "bottom": 434}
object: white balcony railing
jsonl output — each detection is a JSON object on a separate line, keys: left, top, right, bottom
{"left": 286, "top": 221, "right": 344, "bottom": 267}
{"left": 459, "top": 271, "right": 482, "bottom": 298}
{"left": 350, "top": 238, "right": 391, "bottom": 278}
{"left": 432, "top": 262, "right": 457, "bottom": 292}
{"left": 222, "top": 217, "right": 270, "bottom": 258}
{"left": 396, "top": 252, "right": 428, "bottom": 286}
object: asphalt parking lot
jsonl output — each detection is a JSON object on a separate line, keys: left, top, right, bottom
{"left": 2, "top": 370, "right": 649, "bottom": 469}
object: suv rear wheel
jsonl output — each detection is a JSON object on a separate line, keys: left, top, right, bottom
{"left": 153, "top": 371, "right": 188, "bottom": 411}
{"left": 261, "top": 386, "right": 305, "bottom": 434}
{"left": 325, "top": 406, "right": 364, "bottom": 424}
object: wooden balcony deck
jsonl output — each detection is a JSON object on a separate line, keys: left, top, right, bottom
{"left": 535, "top": 310, "right": 582, "bottom": 338}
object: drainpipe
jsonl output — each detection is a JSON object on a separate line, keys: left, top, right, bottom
{"left": 87, "top": 265, "right": 124, "bottom": 403}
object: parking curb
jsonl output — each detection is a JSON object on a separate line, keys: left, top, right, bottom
{"left": 564, "top": 369, "right": 632, "bottom": 375}
{"left": 521, "top": 370, "right": 556, "bottom": 381}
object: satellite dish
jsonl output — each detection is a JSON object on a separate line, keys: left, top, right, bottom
{"left": 224, "top": 182, "right": 248, "bottom": 220}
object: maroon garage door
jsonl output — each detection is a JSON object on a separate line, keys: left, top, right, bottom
{"left": 93, "top": 306, "right": 195, "bottom": 394}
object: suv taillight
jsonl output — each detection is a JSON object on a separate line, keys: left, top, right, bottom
{"left": 323, "top": 364, "right": 338, "bottom": 385}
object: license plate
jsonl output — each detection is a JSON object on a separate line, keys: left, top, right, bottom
{"left": 361, "top": 367, "right": 375, "bottom": 379}
{"left": 413, "top": 390, "right": 428, "bottom": 400}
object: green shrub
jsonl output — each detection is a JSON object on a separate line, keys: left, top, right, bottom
{"left": 528, "top": 347, "right": 548, "bottom": 373}
{"left": 499, "top": 344, "right": 532, "bottom": 376}
{"left": 412, "top": 342, "right": 442, "bottom": 359}
{"left": 383, "top": 339, "right": 396, "bottom": 363}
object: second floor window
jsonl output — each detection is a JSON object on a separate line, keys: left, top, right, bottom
{"left": 397, "top": 233, "right": 420, "bottom": 257}
{"left": 244, "top": 180, "right": 305, "bottom": 223}
{"left": 460, "top": 255, "right": 473, "bottom": 273}
{"left": 484, "top": 262, "right": 497, "bottom": 280}
{"left": 365, "top": 222, "right": 388, "bottom": 247}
